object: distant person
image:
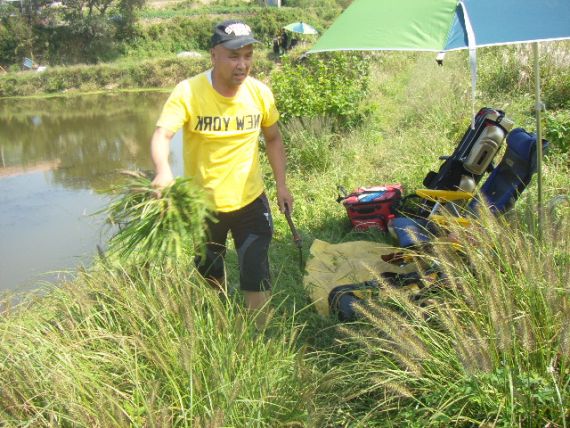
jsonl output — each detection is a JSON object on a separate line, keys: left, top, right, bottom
{"left": 272, "top": 35, "right": 280, "bottom": 56}
{"left": 150, "top": 20, "right": 293, "bottom": 327}
{"left": 281, "top": 30, "right": 289, "bottom": 52}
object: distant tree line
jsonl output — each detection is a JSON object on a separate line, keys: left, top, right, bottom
{"left": 0, "top": 0, "right": 144, "bottom": 68}
{"left": 0, "top": 0, "right": 351, "bottom": 70}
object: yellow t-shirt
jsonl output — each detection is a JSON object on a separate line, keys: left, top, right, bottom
{"left": 156, "top": 71, "right": 280, "bottom": 212}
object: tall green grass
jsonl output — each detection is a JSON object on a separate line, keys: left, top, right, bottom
{"left": 268, "top": 47, "right": 570, "bottom": 426}
{"left": 479, "top": 41, "right": 570, "bottom": 110}
{"left": 0, "top": 267, "right": 313, "bottom": 426}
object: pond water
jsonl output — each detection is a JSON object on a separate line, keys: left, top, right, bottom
{"left": 0, "top": 91, "right": 184, "bottom": 293}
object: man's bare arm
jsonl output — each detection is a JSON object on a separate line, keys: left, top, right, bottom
{"left": 263, "top": 123, "right": 293, "bottom": 213}
{"left": 150, "top": 127, "right": 175, "bottom": 188}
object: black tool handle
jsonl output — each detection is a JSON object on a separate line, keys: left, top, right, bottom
{"left": 284, "top": 203, "right": 304, "bottom": 271}
{"left": 284, "top": 204, "right": 302, "bottom": 248}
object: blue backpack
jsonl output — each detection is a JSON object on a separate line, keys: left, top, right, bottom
{"left": 470, "top": 128, "right": 549, "bottom": 214}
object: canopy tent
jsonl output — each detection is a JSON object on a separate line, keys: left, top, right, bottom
{"left": 308, "top": 0, "right": 570, "bottom": 233}
{"left": 309, "top": 1, "right": 569, "bottom": 53}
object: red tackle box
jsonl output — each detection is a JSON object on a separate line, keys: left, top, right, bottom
{"left": 338, "top": 184, "right": 403, "bottom": 231}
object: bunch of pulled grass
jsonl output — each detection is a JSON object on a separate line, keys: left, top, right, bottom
{"left": 101, "top": 170, "right": 214, "bottom": 267}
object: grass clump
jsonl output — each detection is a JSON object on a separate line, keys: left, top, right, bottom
{"left": 102, "top": 170, "right": 214, "bottom": 266}
{"left": 0, "top": 266, "right": 313, "bottom": 426}
{"left": 478, "top": 41, "right": 570, "bottom": 110}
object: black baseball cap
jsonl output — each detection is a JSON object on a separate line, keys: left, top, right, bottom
{"left": 211, "top": 20, "right": 260, "bottom": 49}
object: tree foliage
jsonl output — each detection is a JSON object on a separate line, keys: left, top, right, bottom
{"left": 0, "top": 5, "right": 35, "bottom": 67}
{"left": 0, "top": 0, "right": 145, "bottom": 66}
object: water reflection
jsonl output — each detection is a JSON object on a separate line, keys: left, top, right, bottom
{"left": 0, "top": 91, "right": 183, "bottom": 292}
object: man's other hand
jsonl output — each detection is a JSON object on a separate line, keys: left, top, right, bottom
{"left": 277, "top": 184, "right": 294, "bottom": 213}
{"left": 151, "top": 170, "right": 174, "bottom": 189}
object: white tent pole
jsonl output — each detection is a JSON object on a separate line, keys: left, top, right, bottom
{"left": 533, "top": 42, "right": 544, "bottom": 239}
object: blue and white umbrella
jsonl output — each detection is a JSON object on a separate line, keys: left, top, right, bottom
{"left": 283, "top": 22, "right": 318, "bottom": 35}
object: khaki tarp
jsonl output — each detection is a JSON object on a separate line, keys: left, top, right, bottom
{"left": 303, "top": 239, "right": 416, "bottom": 316}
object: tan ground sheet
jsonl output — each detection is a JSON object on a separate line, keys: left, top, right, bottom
{"left": 303, "top": 239, "right": 416, "bottom": 316}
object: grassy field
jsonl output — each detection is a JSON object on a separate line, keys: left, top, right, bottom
{"left": 1, "top": 43, "right": 569, "bottom": 426}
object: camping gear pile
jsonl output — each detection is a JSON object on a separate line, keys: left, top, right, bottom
{"left": 308, "top": 0, "right": 570, "bottom": 234}
{"left": 303, "top": 108, "right": 548, "bottom": 321}
{"left": 301, "top": 0, "right": 569, "bottom": 322}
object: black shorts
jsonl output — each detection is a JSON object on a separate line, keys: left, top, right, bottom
{"left": 195, "top": 193, "right": 274, "bottom": 292}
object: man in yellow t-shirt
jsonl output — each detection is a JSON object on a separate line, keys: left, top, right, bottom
{"left": 150, "top": 20, "right": 293, "bottom": 324}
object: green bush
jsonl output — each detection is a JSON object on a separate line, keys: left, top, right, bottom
{"left": 545, "top": 110, "right": 570, "bottom": 154}
{"left": 270, "top": 52, "right": 372, "bottom": 126}
{"left": 0, "top": 56, "right": 208, "bottom": 96}
{"left": 123, "top": 16, "right": 214, "bottom": 59}
{"left": 283, "top": 0, "right": 335, "bottom": 8}
{"left": 46, "top": 21, "right": 121, "bottom": 65}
